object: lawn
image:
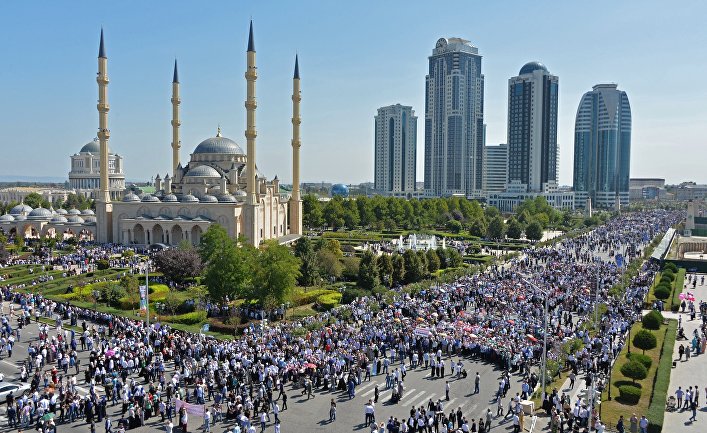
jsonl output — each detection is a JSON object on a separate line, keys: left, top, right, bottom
{"left": 600, "top": 319, "right": 677, "bottom": 429}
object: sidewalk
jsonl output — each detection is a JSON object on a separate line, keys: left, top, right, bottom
{"left": 662, "top": 272, "right": 707, "bottom": 432}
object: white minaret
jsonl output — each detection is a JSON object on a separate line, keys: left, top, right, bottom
{"left": 290, "top": 55, "right": 303, "bottom": 235}
{"left": 171, "top": 60, "right": 181, "bottom": 177}
{"left": 243, "top": 21, "right": 260, "bottom": 245}
{"left": 96, "top": 28, "right": 113, "bottom": 242}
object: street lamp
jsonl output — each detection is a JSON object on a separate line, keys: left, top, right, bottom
{"left": 522, "top": 278, "right": 550, "bottom": 400}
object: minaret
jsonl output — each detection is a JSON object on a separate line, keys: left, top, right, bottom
{"left": 290, "top": 55, "right": 303, "bottom": 235}
{"left": 245, "top": 21, "right": 258, "bottom": 206}
{"left": 97, "top": 28, "right": 111, "bottom": 203}
{"left": 243, "top": 21, "right": 259, "bottom": 245}
{"left": 171, "top": 59, "right": 181, "bottom": 176}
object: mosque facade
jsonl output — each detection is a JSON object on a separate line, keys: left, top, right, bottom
{"left": 0, "top": 23, "right": 303, "bottom": 247}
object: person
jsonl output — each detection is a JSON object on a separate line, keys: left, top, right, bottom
{"left": 690, "top": 399, "right": 698, "bottom": 421}
{"left": 639, "top": 415, "right": 648, "bottom": 433}
{"left": 330, "top": 399, "right": 336, "bottom": 422}
{"left": 485, "top": 409, "right": 492, "bottom": 431}
{"left": 679, "top": 344, "right": 685, "bottom": 361}
{"left": 474, "top": 372, "right": 480, "bottom": 394}
{"left": 512, "top": 412, "right": 520, "bottom": 433}
{"left": 616, "top": 415, "right": 625, "bottom": 433}
{"left": 281, "top": 392, "right": 288, "bottom": 410}
{"left": 445, "top": 381, "right": 450, "bottom": 401}
{"left": 676, "top": 386, "right": 684, "bottom": 408}
{"left": 629, "top": 413, "right": 638, "bottom": 433}
{"left": 203, "top": 409, "right": 211, "bottom": 433}
{"left": 104, "top": 417, "right": 112, "bottom": 433}
{"left": 166, "top": 420, "right": 173, "bottom": 433}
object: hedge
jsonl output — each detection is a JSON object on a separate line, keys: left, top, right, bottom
{"left": 618, "top": 385, "right": 642, "bottom": 404}
{"left": 316, "top": 292, "right": 342, "bottom": 310}
{"left": 290, "top": 288, "right": 338, "bottom": 307}
{"left": 670, "top": 268, "right": 686, "bottom": 313}
{"left": 168, "top": 310, "right": 207, "bottom": 325}
{"left": 647, "top": 319, "right": 677, "bottom": 433}
{"left": 626, "top": 352, "right": 652, "bottom": 370}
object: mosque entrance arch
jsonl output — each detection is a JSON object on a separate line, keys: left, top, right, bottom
{"left": 190, "top": 226, "right": 203, "bottom": 246}
{"left": 133, "top": 224, "right": 146, "bottom": 245}
{"left": 171, "top": 226, "right": 183, "bottom": 245}
{"left": 153, "top": 224, "right": 165, "bottom": 244}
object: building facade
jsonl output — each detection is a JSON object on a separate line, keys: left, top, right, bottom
{"left": 482, "top": 144, "right": 508, "bottom": 193}
{"left": 573, "top": 84, "right": 632, "bottom": 208}
{"left": 0, "top": 187, "right": 74, "bottom": 205}
{"left": 374, "top": 104, "right": 417, "bottom": 197}
{"left": 424, "top": 37, "right": 485, "bottom": 198}
{"left": 486, "top": 181, "right": 575, "bottom": 213}
{"left": 507, "top": 62, "right": 558, "bottom": 192}
{"left": 68, "top": 138, "right": 125, "bottom": 200}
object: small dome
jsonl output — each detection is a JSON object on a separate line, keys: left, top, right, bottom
{"left": 200, "top": 195, "right": 218, "bottom": 203}
{"left": 234, "top": 190, "right": 247, "bottom": 197}
{"left": 185, "top": 165, "right": 221, "bottom": 178}
{"left": 519, "top": 61, "right": 548, "bottom": 75}
{"left": 218, "top": 194, "right": 237, "bottom": 203}
{"left": 141, "top": 194, "right": 160, "bottom": 202}
{"left": 10, "top": 204, "right": 33, "bottom": 215}
{"left": 67, "top": 215, "right": 84, "bottom": 224}
{"left": 79, "top": 139, "right": 102, "bottom": 154}
{"left": 28, "top": 207, "right": 53, "bottom": 219}
{"left": 51, "top": 215, "right": 68, "bottom": 223}
{"left": 81, "top": 209, "right": 95, "bottom": 216}
{"left": 122, "top": 193, "right": 140, "bottom": 202}
{"left": 0, "top": 214, "right": 15, "bottom": 222}
{"left": 67, "top": 209, "right": 81, "bottom": 215}
{"left": 162, "top": 194, "right": 178, "bottom": 202}
{"left": 180, "top": 194, "right": 199, "bottom": 203}
{"left": 83, "top": 216, "right": 97, "bottom": 223}
{"left": 55, "top": 208, "right": 68, "bottom": 215}
{"left": 193, "top": 136, "right": 244, "bottom": 155}
{"left": 14, "top": 215, "right": 27, "bottom": 221}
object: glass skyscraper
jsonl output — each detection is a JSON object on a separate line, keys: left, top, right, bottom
{"left": 507, "top": 62, "right": 558, "bottom": 193}
{"left": 424, "top": 38, "right": 484, "bottom": 197}
{"left": 573, "top": 84, "right": 632, "bottom": 208}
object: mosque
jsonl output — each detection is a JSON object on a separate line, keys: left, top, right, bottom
{"left": 0, "top": 22, "right": 303, "bottom": 247}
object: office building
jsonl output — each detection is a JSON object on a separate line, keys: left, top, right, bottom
{"left": 573, "top": 84, "right": 632, "bottom": 208}
{"left": 424, "top": 37, "right": 485, "bottom": 197}
{"left": 483, "top": 144, "right": 508, "bottom": 193}
{"left": 507, "top": 62, "right": 559, "bottom": 192}
{"left": 374, "top": 104, "right": 417, "bottom": 197}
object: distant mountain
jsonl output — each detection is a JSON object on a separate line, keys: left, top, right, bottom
{"left": 0, "top": 175, "right": 67, "bottom": 183}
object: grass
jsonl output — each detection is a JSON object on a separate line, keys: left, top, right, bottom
{"left": 646, "top": 319, "right": 677, "bottom": 433}
{"left": 600, "top": 319, "right": 675, "bottom": 428}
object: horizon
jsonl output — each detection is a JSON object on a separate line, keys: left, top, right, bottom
{"left": 0, "top": 1, "right": 705, "bottom": 186}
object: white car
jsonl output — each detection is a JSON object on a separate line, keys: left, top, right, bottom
{"left": 0, "top": 383, "right": 30, "bottom": 401}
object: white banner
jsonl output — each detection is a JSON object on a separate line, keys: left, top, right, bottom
{"left": 174, "top": 398, "right": 205, "bottom": 417}
{"left": 414, "top": 327, "right": 431, "bottom": 337}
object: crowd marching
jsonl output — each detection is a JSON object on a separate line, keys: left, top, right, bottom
{"left": 0, "top": 209, "right": 685, "bottom": 433}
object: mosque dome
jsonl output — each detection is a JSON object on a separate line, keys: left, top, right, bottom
{"left": 0, "top": 214, "right": 15, "bottom": 222}
{"left": 200, "top": 195, "right": 218, "bottom": 203}
{"left": 193, "top": 135, "right": 244, "bottom": 155}
{"left": 79, "top": 139, "right": 109, "bottom": 154}
{"left": 67, "top": 209, "right": 81, "bottom": 215}
{"left": 28, "top": 207, "right": 53, "bottom": 219}
{"left": 81, "top": 209, "right": 95, "bottom": 216}
{"left": 67, "top": 215, "right": 84, "bottom": 224}
{"left": 122, "top": 193, "right": 140, "bottom": 202}
{"left": 14, "top": 215, "right": 27, "bottom": 221}
{"left": 51, "top": 215, "right": 68, "bottom": 223}
{"left": 519, "top": 61, "right": 548, "bottom": 75}
{"left": 180, "top": 194, "right": 199, "bottom": 203}
{"left": 10, "top": 204, "right": 33, "bottom": 215}
{"left": 185, "top": 165, "right": 221, "bottom": 178}
{"left": 83, "top": 216, "right": 97, "bottom": 223}
{"left": 234, "top": 190, "right": 247, "bottom": 199}
{"left": 55, "top": 208, "right": 68, "bottom": 215}
{"left": 218, "top": 194, "right": 237, "bottom": 203}
{"left": 162, "top": 194, "right": 178, "bottom": 202}
{"left": 141, "top": 194, "right": 160, "bottom": 202}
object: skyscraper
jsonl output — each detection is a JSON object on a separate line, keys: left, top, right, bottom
{"left": 507, "top": 62, "right": 559, "bottom": 193}
{"left": 483, "top": 144, "right": 508, "bottom": 193}
{"left": 573, "top": 84, "right": 632, "bottom": 208}
{"left": 424, "top": 37, "right": 485, "bottom": 197}
{"left": 374, "top": 104, "right": 417, "bottom": 197}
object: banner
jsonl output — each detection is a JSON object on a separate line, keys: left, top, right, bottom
{"left": 414, "top": 327, "right": 431, "bottom": 337}
{"left": 615, "top": 254, "right": 624, "bottom": 268}
{"left": 139, "top": 285, "right": 148, "bottom": 311}
{"left": 174, "top": 398, "right": 205, "bottom": 417}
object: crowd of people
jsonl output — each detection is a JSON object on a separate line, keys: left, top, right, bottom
{"left": 0, "top": 209, "right": 685, "bottom": 433}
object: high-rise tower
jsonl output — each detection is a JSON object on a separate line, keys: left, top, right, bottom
{"left": 424, "top": 37, "right": 485, "bottom": 197}
{"left": 171, "top": 59, "right": 181, "bottom": 178}
{"left": 507, "top": 62, "right": 559, "bottom": 192}
{"left": 96, "top": 28, "right": 113, "bottom": 243}
{"left": 374, "top": 104, "right": 417, "bottom": 197}
{"left": 290, "top": 55, "right": 303, "bottom": 235}
{"left": 572, "top": 84, "right": 632, "bottom": 208}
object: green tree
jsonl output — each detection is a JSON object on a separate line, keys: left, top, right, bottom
{"left": 302, "top": 194, "right": 323, "bottom": 228}
{"left": 342, "top": 199, "right": 360, "bottom": 230}
{"left": 445, "top": 219, "right": 462, "bottom": 234}
{"left": 486, "top": 216, "right": 506, "bottom": 240}
{"left": 356, "top": 196, "right": 374, "bottom": 228}
{"left": 323, "top": 197, "right": 345, "bottom": 230}
{"left": 525, "top": 221, "right": 543, "bottom": 241}
{"left": 446, "top": 248, "right": 463, "bottom": 268}
{"left": 376, "top": 254, "right": 394, "bottom": 288}
{"left": 199, "top": 226, "right": 254, "bottom": 301}
{"left": 633, "top": 329, "right": 657, "bottom": 354}
{"left": 506, "top": 218, "right": 524, "bottom": 239}
{"left": 252, "top": 240, "right": 301, "bottom": 309}
{"left": 357, "top": 250, "right": 379, "bottom": 290}
{"left": 402, "top": 249, "right": 426, "bottom": 284}
{"left": 317, "top": 249, "right": 343, "bottom": 281}
{"left": 468, "top": 219, "right": 487, "bottom": 238}
{"left": 120, "top": 274, "right": 140, "bottom": 313}
{"left": 23, "top": 192, "right": 50, "bottom": 210}
{"left": 426, "top": 249, "right": 441, "bottom": 273}
{"left": 294, "top": 237, "right": 319, "bottom": 286}
{"left": 391, "top": 254, "right": 405, "bottom": 286}
{"left": 153, "top": 247, "right": 203, "bottom": 284}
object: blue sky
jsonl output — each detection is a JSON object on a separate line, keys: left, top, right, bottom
{"left": 1, "top": 1, "right": 705, "bottom": 185}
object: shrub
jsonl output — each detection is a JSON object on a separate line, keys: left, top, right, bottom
{"left": 96, "top": 259, "right": 110, "bottom": 270}
{"left": 654, "top": 285, "right": 671, "bottom": 301}
{"left": 118, "top": 296, "right": 139, "bottom": 310}
{"left": 101, "top": 284, "right": 127, "bottom": 307}
{"left": 621, "top": 361, "right": 648, "bottom": 383}
{"left": 317, "top": 292, "right": 342, "bottom": 310}
{"left": 642, "top": 310, "right": 663, "bottom": 330}
{"left": 662, "top": 263, "right": 678, "bottom": 274}
{"left": 290, "top": 288, "right": 337, "bottom": 307}
{"left": 169, "top": 310, "right": 207, "bottom": 325}
{"left": 342, "top": 287, "right": 369, "bottom": 304}
{"left": 206, "top": 317, "right": 247, "bottom": 335}
{"left": 633, "top": 329, "right": 658, "bottom": 354}
{"left": 659, "top": 276, "right": 672, "bottom": 286}
{"left": 626, "top": 352, "right": 653, "bottom": 369}
{"left": 618, "top": 384, "right": 642, "bottom": 404}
